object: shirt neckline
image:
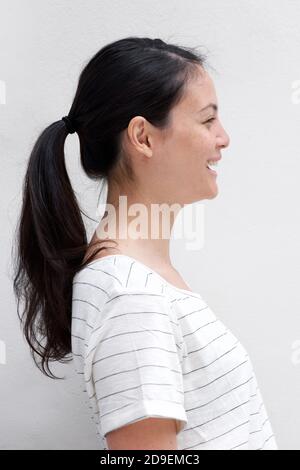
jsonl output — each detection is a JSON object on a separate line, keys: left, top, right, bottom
{"left": 85, "top": 253, "right": 202, "bottom": 298}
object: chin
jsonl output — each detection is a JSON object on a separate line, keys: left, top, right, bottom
{"left": 189, "top": 183, "right": 219, "bottom": 203}
{"left": 206, "top": 186, "right": 219, "bottom": 199}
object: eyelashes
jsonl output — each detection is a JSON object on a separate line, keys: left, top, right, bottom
{"left": 205, "top": 117, "right": 216, "bottom": 124}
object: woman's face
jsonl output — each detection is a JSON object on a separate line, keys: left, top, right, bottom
{"left": 153, "top": 67, "right": 230, "bottom": 205}
{"left": 123, "top": 66, "right": 230, "bottom": 206}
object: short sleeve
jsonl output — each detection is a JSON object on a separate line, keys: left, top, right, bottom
{"left": 85, "top": 287, "right": 187, "bottom": 438}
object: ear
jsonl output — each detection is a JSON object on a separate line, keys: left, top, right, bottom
{"left": 127, "top": 116, "right": 153, "bottom": 158}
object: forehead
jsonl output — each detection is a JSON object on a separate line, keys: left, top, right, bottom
{"left": 181, "top": 69, "right": 217, "bottom": 110}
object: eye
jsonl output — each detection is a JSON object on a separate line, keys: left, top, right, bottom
{"left": 204, "top": 117, "right": 216, "bottom": 124}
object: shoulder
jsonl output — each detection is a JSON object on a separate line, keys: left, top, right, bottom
{"left": 72, "top": 254, "right": 169, "bottom": 302}
{"left": 72, "top": 257, "right": 182, "bottom": 336}
{"left": 71, "top": 257, "right": 188, "bottom": 372}
{"left": 72, "top": 255, "right": 178, "bottom": 325}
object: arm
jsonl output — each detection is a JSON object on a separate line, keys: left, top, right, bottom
{"left": 106, "top": 417, "right": 178, "bottom": 450}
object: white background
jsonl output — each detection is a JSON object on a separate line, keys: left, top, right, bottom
{"left": 0, "top": 0, "right": 299, "bottom": 450}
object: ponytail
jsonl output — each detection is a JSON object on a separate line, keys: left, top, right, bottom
{"left": 12, "top": 119, "right": 106, "bottom": 378}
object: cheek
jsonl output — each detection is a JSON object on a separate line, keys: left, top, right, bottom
{"left": 158, "top": 126, "right": 212, "bottom": 177}
{"left": 184, "top": 128, "right": 212, "bottom": 169}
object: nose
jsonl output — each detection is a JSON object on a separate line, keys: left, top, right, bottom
{"left": 218, "top": 126, "right": 230, "bottom": 150}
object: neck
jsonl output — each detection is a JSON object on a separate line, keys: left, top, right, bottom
{"left": 95, "top": 186, "right": 181, "bottom": 268}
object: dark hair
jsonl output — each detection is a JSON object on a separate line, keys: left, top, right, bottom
{"left": 12, "top": 36, "right": 207, "bottom": 379}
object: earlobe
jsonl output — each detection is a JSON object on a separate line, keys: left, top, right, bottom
{"left": 143, "top": 145, "right": 152, "bottom": 158}
{"left": 144, "top": 135, "right": 154, "bottom": 158}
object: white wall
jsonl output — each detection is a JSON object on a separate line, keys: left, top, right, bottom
{"left": 1, "top": 0, "right": 299, "bottom": 450}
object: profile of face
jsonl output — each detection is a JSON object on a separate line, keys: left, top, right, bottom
{"left": 123, "top": 66, "right": 230, "bottom": 206}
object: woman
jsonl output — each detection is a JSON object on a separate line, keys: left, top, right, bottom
{"left": 12, "top": 37, "right": 278, "bottom": 450}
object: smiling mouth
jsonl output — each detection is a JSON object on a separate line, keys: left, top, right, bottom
{"left": 206, "top": 156, "right": 221, "bottom": 174}
{"left": 206, "top": 164, "right": 217, "bottom": 175}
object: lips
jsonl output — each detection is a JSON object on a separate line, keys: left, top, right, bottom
{"left": 206, "top": 156, "right": 221, "bottom": 171}
{"left": 206, "top": 156, "right": 222, "bottom": 163}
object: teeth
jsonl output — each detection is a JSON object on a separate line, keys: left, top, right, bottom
{"left": 207, "top": 160, "right": 218, "bottom": 170}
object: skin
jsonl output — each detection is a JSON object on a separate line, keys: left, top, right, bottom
{"left": 87, "top": 66, "right": 230, "bottom": 283}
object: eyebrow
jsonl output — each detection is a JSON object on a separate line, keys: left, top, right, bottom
{"left": 199, "top": 103, "right": 218, "bottom": 113}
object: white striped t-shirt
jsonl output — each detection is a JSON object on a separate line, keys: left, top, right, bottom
{"left": 71, "top": 254, "right": 278, "bottom": 450}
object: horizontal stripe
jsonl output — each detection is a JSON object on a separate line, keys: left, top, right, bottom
{"left": 72, "top": 316, "right": 93, "bottom": 329}
{"left": 71, "top": 254, "right": 277, "bottom": 450}
{"left": 183, "top": 318, "right": 219, "bottom": 338}
{"left": 259, "top": 434, "right": 275, "bottom": 450}
{"left": 185, "top": 358, "right": 249, "bottom": 391}
{"left": 86, "top": 266, "right": 123, "bottom": 285}
{"left": 230, "top": 440, "right": 249, "bottom": 450}
{"left": 97, "top": 381, "right": 184, "bottom": 402}
{"left": 91, "top": 363, "right": 181, "bottom": 385}
{"left": 92, "top": 344, "right": 180, "bottom": 366}
{"left": 185, "top": 399, "right": 250, "bottom": 433}
{"left": 185, "top": 420, "right": 250, "bottom": 449}
{"left": 73, "top": 281, "right": 110, "bottom": 296}
{"left": 250, "top": 417, "right": 269, "bottom": 434}
{"left": 99, "top": 398, "right": 184, "bottom": 421}
{"left": 186, "top": 376, "right": 254, "bottom": 413}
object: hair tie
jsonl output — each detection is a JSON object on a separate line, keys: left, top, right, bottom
{"left": 62, "top": 116, "right": 77, "bottom": 134}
